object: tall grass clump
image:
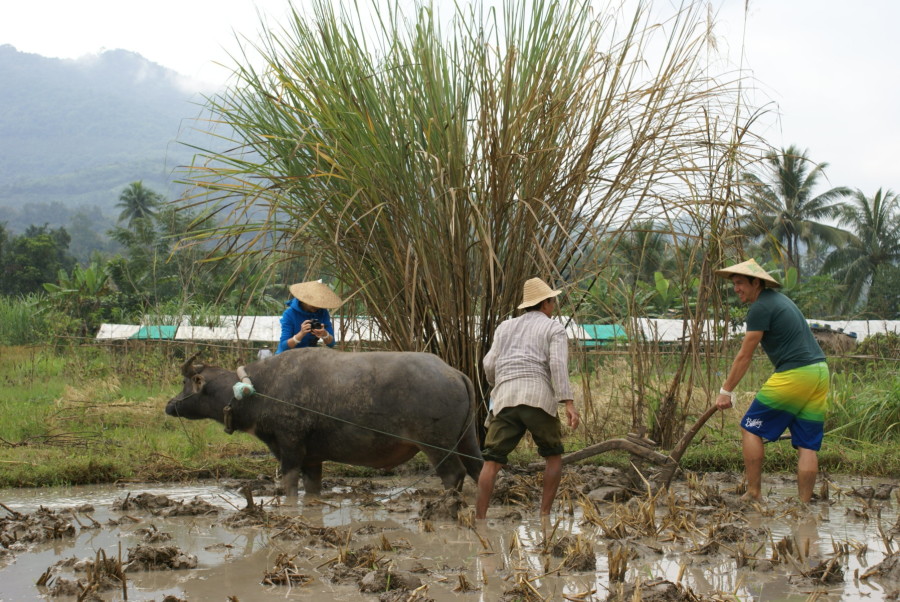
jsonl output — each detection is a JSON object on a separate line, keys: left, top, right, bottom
{"left": 178, "top": 0, "right": 760, "bottom": 441}
{"left": 0, "top": 293, "right": 61, "bottom": 345}
{"left": 827, "top": 367, "right": 900, "bottom": 441}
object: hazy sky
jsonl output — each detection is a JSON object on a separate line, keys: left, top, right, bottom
{"left": 2, "top": 1, "right": 897, "bottom": 196}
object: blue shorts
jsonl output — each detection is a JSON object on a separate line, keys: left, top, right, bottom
{"left": 741, "top": 362, "right": 829, "bottom": 451}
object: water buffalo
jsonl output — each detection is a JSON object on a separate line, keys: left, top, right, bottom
{"left": 165, "top": 349, "right": 483, "bottom": 500}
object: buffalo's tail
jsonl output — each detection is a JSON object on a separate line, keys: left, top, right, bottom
{"left": 457, "top": 372, "right": 484, "bottom": 482}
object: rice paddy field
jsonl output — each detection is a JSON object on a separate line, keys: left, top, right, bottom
{"left": 0, "top": 342, "right": 898, "bottom": 600}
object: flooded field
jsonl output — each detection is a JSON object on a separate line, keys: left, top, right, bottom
{"left": 1, "top": 467, "right": 899, "bottom": 601}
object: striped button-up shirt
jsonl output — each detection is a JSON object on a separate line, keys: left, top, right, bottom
{"left": 483, "top": 310, "right": 574, "bottom": 418}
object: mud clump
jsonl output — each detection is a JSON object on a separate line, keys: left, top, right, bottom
{"left": 134, "top": 525, "right": 172, "bottom": 543}
{"left": 46, "top": 578, "right": 85, "bottom": 598}
{"left": 342, "top": 544, "right": 383, "bottom": 569}
{"left": 862, "top": 553, "right": 900, "bottom": 581}
{"left": 689, "top": 539, "right": 720, "bottom": 556}
{"left": 272, "top": 520, "right": 350, "bottom": 548}
{"left": 112, "top": 493, "right": 173, "bottom": 511}
{"left": 549, "top": 535, "right": 596, "bottom": 571}
{"left": 38, "top": 548, "right": 127, "bottom": 600}
{"left": 499, "top": 578, "right": 543, "bottom": 602}
{"left": 112, "top": 493, "right": 218, "bottom": 517}
{"left": 491, "top": 474, "right": 540, "bottom": 506}
{"left": 308, "top": 525, "right": 347, "bottom": 546}
{"left": 261, "top": 553, "right": 313, "bottom": 587}
{"left": 419, "top": 490, "right": 467, "bottom": 521}
{"left": 377, "top": 588, "right": 434, "bottom": 601}
{"left": 326, "top": 562, "right": 370, "bottom": 585}
{"left": 710, "top": 523, "right": 758, "bottom": 543}
{"left": 124, "top": 544, "right": 197, "bottom": 571}
{"left": 608, "top": 578, "right": 702, "bottom": 601}
{"left": 323, "top": 544, "right": 386, "bottom": 584}
{"left": 851, "top": 483, "right": 895, "bottom": 500}
{"left": 220, "top": 476, "right": 279, "bottom": 497}
{"left": 359, "top": 568, "right": 422, "bottom": 593}
{"left": 157, "top": 496, "right": 219, "bottom": 517}
{"left": 580, "top": 466, "right": 636, "bottom": 503}
{"left": 0, "top": 505, "right": 76, "bottom": 549}
{"left": 803, "top": 559, "right": 844, "bottom": 584}
{"left": 223, "top": 503, "right": 282, "bottom": 529}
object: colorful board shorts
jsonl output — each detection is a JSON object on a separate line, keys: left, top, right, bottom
{"left": 482, "top": 405, "right": 563, "bottom": 464}
{"left": 741, "top": 362, "right": 830, "bottom": 450}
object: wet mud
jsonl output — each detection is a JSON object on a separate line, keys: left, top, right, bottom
{"left": 1, "top": 468, "right": 899, "bottom": 600}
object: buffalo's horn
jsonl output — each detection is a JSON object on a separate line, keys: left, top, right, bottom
{"left": 181, "top": 352, "right": 202, "bottom": 377}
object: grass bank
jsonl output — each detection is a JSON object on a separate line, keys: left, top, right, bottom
{"left": 0, "top": 344, "right": 898, "bottom": 489}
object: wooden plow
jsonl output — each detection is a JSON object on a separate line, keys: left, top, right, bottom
{"left": 530, "top": 405, "right": 720, "bottom": 490}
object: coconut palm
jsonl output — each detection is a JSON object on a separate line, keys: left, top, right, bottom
{"left": 740, "top": 145, "right": 851, "bottom": 277}
{"left": 116, "top": 181, "right": 162, "bottom": 227}
{"left": 821, "top": 188, "right": 900, "bottom": 311}
{"left": 614, "top": 220, "right": 675, "bottom": 285}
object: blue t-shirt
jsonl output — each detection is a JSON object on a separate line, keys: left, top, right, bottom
{"left": 275, "top": 298, "right": 336, "bottom": 354}
{"left": 746, "top": 289, "right": 825, "bottom": 372}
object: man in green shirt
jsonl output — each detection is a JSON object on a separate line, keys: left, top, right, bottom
{"left": 714, "top": 259, "right": 829, "bottom": 503}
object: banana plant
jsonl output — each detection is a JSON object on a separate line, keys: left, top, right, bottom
{"left": 43, "top": 260, "right": 113, "bottom": 336}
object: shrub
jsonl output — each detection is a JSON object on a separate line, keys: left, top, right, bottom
{"left": 0, "top": 294, "right": 56, "bottom": 344}
{"left": 856, "top": 332, "right": 900, "bottom": 358}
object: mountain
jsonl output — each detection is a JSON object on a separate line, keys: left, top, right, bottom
{"left": 0, "top": 44, "right": 220, "bottom": 234}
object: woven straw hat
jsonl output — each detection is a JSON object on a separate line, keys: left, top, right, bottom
{"left": 517, "top": 277, "right": 562, "bottom": 309}
{"left": 714, "top": 258, "right": 781, "bottom": 288}
{"left": 288, "top": 281, "right": 344, "bottom": 309}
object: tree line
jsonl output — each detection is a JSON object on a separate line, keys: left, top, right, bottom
{"left": 0, "top": 181, "right": 293, "bottom": 340}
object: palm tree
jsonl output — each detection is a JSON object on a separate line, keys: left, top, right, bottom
{"left": 821, "top": 188, "right": 900, "bottom": 311}
{"left": 615, "top": 220, "right": 673, "bottom": 285}
{"left": 116, "top": 181, "right": 162, "bottom": 227}
{"left": 740, "top": 145, "right": 851, "bottom": 277}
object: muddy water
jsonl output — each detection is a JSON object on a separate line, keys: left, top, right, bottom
{"left": 1, "top": 472, "right": 899, "bottom": 601}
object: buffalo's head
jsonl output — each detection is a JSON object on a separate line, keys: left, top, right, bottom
{"left": 165, "top": 352, "right": 215, "bottom": 419}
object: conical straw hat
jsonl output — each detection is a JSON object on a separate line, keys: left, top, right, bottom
{"left": 714, "top": 258, "right": 781, "bottom": 288}
{"left": 517, "top": 277, "right": 562, "bottom": 309}
{"left": 288, "top": 281, "right": 344, "bottom": 309}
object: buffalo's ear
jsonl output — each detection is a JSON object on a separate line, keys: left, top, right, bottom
{"left": 191, "top": 373, "right": 205, "bottom": 393}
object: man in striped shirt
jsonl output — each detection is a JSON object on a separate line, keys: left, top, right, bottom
{"left": 475, "top": 277, "right": 581, "bottom": 519}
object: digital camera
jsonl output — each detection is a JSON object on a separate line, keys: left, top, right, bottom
{"left": 309, "top": 319, "right": 323, "bottom": 330}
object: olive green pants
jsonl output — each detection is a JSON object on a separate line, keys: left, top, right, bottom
{"left": 482, "top": 404, "right": 563, "bottom": 464}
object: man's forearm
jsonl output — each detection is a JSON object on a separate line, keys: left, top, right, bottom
{"left": 723, "top": 353, "right": 753, "bottom": 392}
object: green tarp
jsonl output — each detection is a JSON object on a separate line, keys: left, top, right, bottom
{"left": 130, "top": 325, "right": 177, "bottom": 340}
{"left": 581, "top": 324, "right": 627, "bottom": 346}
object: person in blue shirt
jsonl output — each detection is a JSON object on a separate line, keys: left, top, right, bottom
{"left": 275, "top": 280, "right": 343, "bottom": 354}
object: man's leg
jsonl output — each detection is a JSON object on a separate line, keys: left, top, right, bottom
{"left": 475, "top": 460, "right": 502, "bottom": 519}
{"left": 540, "top": 454, "right": 563, "bottom": 515}
{"left": 741, "top": 429, "right": 765, "bottom": 500}
{"left": 797, "top": 447, "right": 818, "bottom": 503}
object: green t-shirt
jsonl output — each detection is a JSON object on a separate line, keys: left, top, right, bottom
{"left": 746, "top": 289, "right": 826, "bottom": 372}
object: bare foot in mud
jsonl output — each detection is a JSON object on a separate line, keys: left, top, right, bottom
{"left": 740, "top": 493, "right": 766, "bottom": 504}
{"left": 540, "top": 515, "right": 551, "bottom": 538}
